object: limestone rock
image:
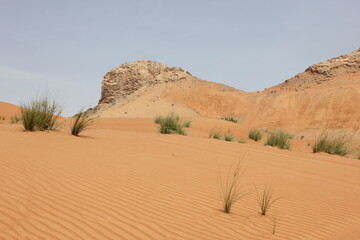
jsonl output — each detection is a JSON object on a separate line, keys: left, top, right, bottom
{"left": 99, "top": 60, "right": 194, "bottom": 104}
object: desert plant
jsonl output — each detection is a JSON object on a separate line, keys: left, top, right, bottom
{"left": 238, "top": 139, "right": 247, "bottom": 144}
{"left": 154, "top": 116, "right": 162, "bottom": 124}
{"left": 357, "top": 150, "right": 360, "bottom": 160}
{"left": 272, "top": 214, "right": 279, "bottom": 235}
{"left": 265, "top": 130, "right": 292, "bottom": 150}
{"left": 155, "top": 113, "right": 187, "bottom": 135}
{"left": 221, "top": 117, "right": 238, "bottom": 123}
{"left": 182, "top": 120, "right": 191, "bottom": 128}
{"left": 70, "top": 109, "right": 94, "bottom": 136}
{"left": 248, "top": 128, "right": 262, "bottom": 141}
{"left": 20, "top": 96, "right": 62, "bottom": 131}
{"left": 218, "top": 160, "right": 248, "bottom": 214}
{"left": 224, "top": 132, "right": 234, "bottom": 142}
{"left": 313, "top": 133, "right": 349, "bottom": 156}
{"left": 209, "top": 129, "right": 222, "bottom": 140}
{"left": 10, "top": 115, "right": 21, "bottom": 124}
{"left": 256, "top": 185, "right": 281, "bottom": 216}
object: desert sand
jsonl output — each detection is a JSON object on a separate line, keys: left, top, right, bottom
{"left": 1, "top": 115, "right": 360, "bottom": 239}
{"left": 1, "top": 49, "right": 360, "bottom": 239}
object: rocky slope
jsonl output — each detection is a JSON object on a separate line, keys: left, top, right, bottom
{"left": 91, "top": 49, "right": 360, "bottom": 132}
{"left": 269, "top": 48, "right": 360, "bottom": 91}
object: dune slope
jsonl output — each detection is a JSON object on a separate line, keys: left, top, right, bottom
{"left": 1, "top": 120, "right": 360, "bottom": 240}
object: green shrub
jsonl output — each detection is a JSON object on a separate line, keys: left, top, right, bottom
{"left": 20, "top": 96, "right": 62, "bottom": 131}
{"left": 313, "top": 133, "right": 349, "bottom": 156}
{"left": 209, "top": 129, "right": 222, "bottom": 140}
{"left": 221, "top": 117, "right": 238, "bottom": 123}
{"left": 10, "top": 115, "right": 21, "bottom": 124}
{"left": 265, "top": 130, "right": 292, "bottom": 150}
{"left": 154, "top": 113, "right": 187, "bottom": 135}
{"left": 182, "top": 120, "right": 191, "bottom": 128}
{"left": 248, "top": 129, "right": 262, "bottom": 141}
{"left": 70, "top": 110, "right": 94, "bottom": 136}
{"left": 224, "top": 132, "right": 234, "bottom": 142}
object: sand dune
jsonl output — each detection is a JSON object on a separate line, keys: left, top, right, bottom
{"left": 0, "top": 102, "right": 20, "bottom": 120}
{"left": 1, "top": 119, "right": 360, "bottom": 239}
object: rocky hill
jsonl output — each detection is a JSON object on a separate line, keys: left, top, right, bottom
{"left": 269, "top": 48, "right": 360, "bottom": 91}
{"left": 91, "top": 49, "right": 360, "bottom": 133}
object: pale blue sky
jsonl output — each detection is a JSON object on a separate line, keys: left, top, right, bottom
{"left": 1, "top": 0, "right": 359, "bottom": 116}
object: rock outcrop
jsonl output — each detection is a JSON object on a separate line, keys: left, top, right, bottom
{"left": 99, "top": 60, "right": 194, "bottom": 104}
{"left": 271, "top": 48, "right": 360, "bottom": 91}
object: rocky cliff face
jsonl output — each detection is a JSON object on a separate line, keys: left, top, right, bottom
{"left": 271, "top": 48, "right": 360, "bottom": 91}
{"left": 99, "top": 60, "right": 195, "bottom": 104}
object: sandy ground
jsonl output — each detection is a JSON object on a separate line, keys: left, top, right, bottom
{"left": 1, "top": 117, "right": 360, "bottom": 240}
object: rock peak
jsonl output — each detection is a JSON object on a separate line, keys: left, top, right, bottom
{"left": 99, "top": 60, "right": 193, "bottom": 104}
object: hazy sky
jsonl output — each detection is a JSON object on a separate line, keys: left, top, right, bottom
{"left": 1, "top": 0, "right": 359, "bottom": 116}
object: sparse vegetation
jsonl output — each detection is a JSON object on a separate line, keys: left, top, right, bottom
{"left": 218, "top": 160, "right": 248, "bottom": 214}
{"left": 265, "top": 130, "right": 292, "bottom": 150}
{"left": 248, "top": 129, "right": 262, "bottom": 141}
{"left": 357, "top": 150, "right": 360, "bottom": 160}
{"left": 182, "top": 120, "right": 191, "bottom": 128}
{"left": 10, "top": 115, "right": 21, "bottom": 124}
{"left": 70, "top": 109, "right": 94, "bottom": 136}
{"left": 0, "top": 115, "right": 5, "bottom": 121}
{"left": 224, "top": 132, "right": 234, "bottom": 142}
{"left": 238, "top": 139, "right": 247, "bottom": 144}
{"left": 256, "top": 185, "right": 281, "bottom": 216}
{"left": 20, "top": 96, "right": 63, "bottom": 131}
{"left": 154, "top": 113, "right": 188, "bottom": 135}
{"left": 221, "top": 117, "right": 238, "bottom": 123}
{"left": 209, "top": 129, "right": 222, "bottom": 139}
{"left": 312, "top": 133, "right": 350, "bottom": 156}
{"left": 272, "top": 214, "right": 279, "bottom": 235}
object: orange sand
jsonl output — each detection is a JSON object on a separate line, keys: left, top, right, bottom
{"left": 1, "top": 117, "right": 360, "bottom": 240}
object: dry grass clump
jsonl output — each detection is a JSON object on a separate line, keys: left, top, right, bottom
{"left": 248, "top": 129, "right": 262, "bottom": 141}
{"left": 218, "top": 160, "right": 248, "bottom": 214}
{"left": 312, "top": 133, "right": 350, "bottom": 156}
{"left": 265, "top": 130, "right": 292, "bottom": 150}
{"left": 154, "top": 113, "right": 189, "bottom": 135}
{"left": 20, "top": 96, "right": 62, "bottom": 131}
{"left": 237, "top": 139, "right": 247, "bottom": 144}
{"left": 221, "top": 116, "right": 238, "bottom": 123}
{"left": 70, "top": 110, "right": 95, "bottom": 136}
{"left": 256, "top": 185, "right": 281, "bottom": 216}
{"left": 224, "top": 132, "right": 234, "bottom": 142}
{"left": 10, "top": 115, "right": 21, "bottom": 124}
{"left": 209, "top": 129, "right": 222, "bottom": 139}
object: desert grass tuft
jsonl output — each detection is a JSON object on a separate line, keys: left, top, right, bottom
{"left": 154, "top": 113, "right": 187, "bottom": 135}
{"left": 182, "top": 120, "right": 191, "bottom": 128}
{"left": 70, "top": 109, "right": 95, "bottom": 136}
{"left": 221, "top": 116, "right": 238, "bottom": 123}
{"left": 238, "top": 139, "right": 247, "bottom": 144}
{"left": 209, "top": 129, "right": 222, "bottom": 140}
{"left": 224, "top": 132, "right": 234, "bottom": 142}
{"left": 20, "top": 96, "right": 62, "bottom": 131}
{"left": 248, "top": 129, "right": 262, "bottom": 141}
{"left": 218, "top": 160, "right": 248, "bottom": 214}
{"left": 312, "top": 133, "right": 350, "bottom": 156}
{"left": 10, "top": 115, "right": 21, "bottom": 124}
{"left": 256, "top": 184, "right": 281, "bottom": 216}
{"left": 265, "top": 130, "right": 292, "bottom": 150}
{"left": 272, "top": 214, "right": 279, "bottom": 235}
